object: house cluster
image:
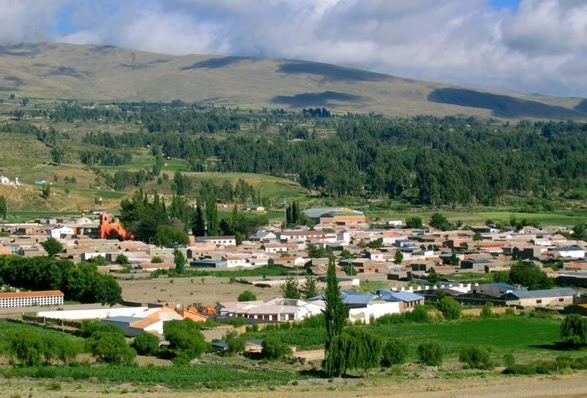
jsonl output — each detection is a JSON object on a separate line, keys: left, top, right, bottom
{"left": 0, "top": 175, "right": 20, "bottom": 186}
{"left": 1, "top": 208, "right": 586, "bottom": 316}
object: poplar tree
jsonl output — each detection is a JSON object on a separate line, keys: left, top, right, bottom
{"left": 0, "top": 195, "right": 6, "bottom": 219}
{"left": 191, "top": 201, "right": 206, "bottom": 237}
{"left": 206, "top": 192, "right": 219, "bottom": 236}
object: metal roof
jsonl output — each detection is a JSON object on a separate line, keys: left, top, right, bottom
{"left": 302, "top": 207, "right": 364, "bottom": 218}
{"left": 508, "top": 288, "right": 578, "bottom": 299}
{"left": 374, "top": 290, "right": 425, "bottom": 302}
{"left": 103, "top": 316, "right": 143, "bottom": 323}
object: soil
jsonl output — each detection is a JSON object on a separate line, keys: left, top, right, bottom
{"left": 3, "top": 372, "right": 587, "bottom": 398}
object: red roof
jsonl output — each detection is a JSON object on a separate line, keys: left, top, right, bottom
{"left": 0, "top": 290, "right": 64, "bottom": 299}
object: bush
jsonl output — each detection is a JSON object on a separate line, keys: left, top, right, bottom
{"left": 229, "top": 317, "right": 246, "bottom": 327}
{"left": 132, "top": 332, "right": 160, "bottom": 356}
{"left": 381, "top": 339, "right": 409, "bottom": 367}
{"left": 238, "top": 290, "right": 257, "bottom": 302}
{"left": 480, "top": 303, "right": 493, "bottom": 318}
{"left": 261, "top": 337, "right": 292, "bottom": 360}
{"left": 417, "top": 342, "right": 443, "bottom": 366}
{"left": 436, "top": 297, "right": 462, "bottom": 320}
{"left": 86, "top": 331, "right": 136, "bottom": 365}
{"left": 459, "top": 346, "right": 492, "bottom": 369}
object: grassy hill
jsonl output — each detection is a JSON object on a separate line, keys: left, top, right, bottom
{"left": 0, "top": 43, "right": 585, "bottom": 120}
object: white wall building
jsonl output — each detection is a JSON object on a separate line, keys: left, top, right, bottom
{"left": 0, "top": 290, "right": 64, "bottom": 308}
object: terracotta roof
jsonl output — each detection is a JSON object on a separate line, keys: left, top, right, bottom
{"left": 0, "top": 290, "right": 64, "bottom": 298}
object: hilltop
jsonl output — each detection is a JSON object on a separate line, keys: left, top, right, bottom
{"left": 0, "top": 43, "right": 585, "bottom": 120}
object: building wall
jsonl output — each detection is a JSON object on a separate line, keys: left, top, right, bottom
{"left": 517, "top": 296, "right": 575, "bottom": 307}
{"left": 0, "top": 294, "right": 63, "bottom": 308}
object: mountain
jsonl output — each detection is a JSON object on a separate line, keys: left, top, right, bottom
{"left": 0, "top": 42, "right": 585, "bottom": 120}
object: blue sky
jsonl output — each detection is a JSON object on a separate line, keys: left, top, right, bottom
{"left": 1, "top": 0, "right": 586, "bottom": 97}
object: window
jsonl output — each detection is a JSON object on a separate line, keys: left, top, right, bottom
{"left": 559, "top": 298, "right": 564, "bottom": 302}
{"left": 536, "top": 299, "right": 542, "bottom": 304}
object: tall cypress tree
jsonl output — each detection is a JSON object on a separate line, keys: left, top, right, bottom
{"left": 0, "top": 195, "right": 6, "bottom": 219}
{"left": 323, "top": 254, "right": 347, "bottom": 377}
{"left": 206, "top": 192, "right": 219, "bottom": 236}
{"left": 191, "top": 202, "right": 206, "bottom": 237}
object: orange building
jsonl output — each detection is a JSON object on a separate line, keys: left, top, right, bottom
{"left": 99, "top": 213, "right": 133, "bottom": 240}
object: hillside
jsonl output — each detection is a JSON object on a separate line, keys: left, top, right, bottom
{"left": 1, "top": 43, "right": 585, "bottom": 120}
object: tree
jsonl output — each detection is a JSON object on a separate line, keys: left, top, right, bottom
{"left": 115, "top": 254, "right": 129, "bottom": 265}
{"left": 132, "top": 332, "right": 160, "bottom": 356}
{"left": 41, "top": 183, "right": 51, "bottom": 200}
{"left": 261, "top": 336, "right": 292, "bottom": 360}
{"left": 154, "top": 225, "right": 189, "bottom": 247}
{"left": 87, "top": 331, "right": 136, "bottom": 365}
{"left": 41, "top": 237, "right": 64, "bottom": 256}
{"left": 572, "top": 223, "right": 586, "bottom": 241}
{"left": 381, "top": 339, "right": 409, "bottom": 367}
{"left": 429, "top": 213, "right": 450, "bottom": 231}
{"left": 326, "top": 328, "right": 383, "bottom": 376}
{"left": 224, "top": 330, "right": 246, "bottom": 356}
{"left": 405, "top": 216, "right": 423, "bottom": 229}
{"left": 560, "top": 314, "right": 587, "bottom": 346}
{"left": 206, "top": 192, "right": 220, "bottom": 236}
{"left": 307, "top": 243, "right": 328, "bottom": 258}
{"left": 417, "top": 341, "right": 443, "bottom": 366}
{"left": 509, "top": 261, "right": 554, "bottom": 290}
{"left": 302, "top": 274, "right": 319, "bottom": 299}
{"left": 174, "top": 249, "right": 186, "bottom": 274}
{"left": 238, "top": 290, "right": 257, "bottom": 302}
{"left": 172, "top": 171, "right": 192, "bottom": 195}
{"left": 191, "top": 201, "right": 206, "bottom": 237}
{"left": 394, "top": 250, "right": 403, "bottom": 265}
{"left": 436, "top": 296, "right": 462, "bottom": 320}
{"left": 51, "top": 146, "right": 65, "bottom": 164}
{"left": 323, "top": 255, "right": 348, "bottom": 377}
{"left": 281, "top": 276, "right": 301, "bottom": 299}
{"left": 163, "top": 319, "right": 207, "bottom": 363}
{"left": 459, "top": 346, "right": 492, "bottom": 369}
{"left": 473, "top": 231, "right": 483, "bottom": 241}
{"left": 427, "top": 267, "right": 440, "bottom": 284}
{"left": 0, "top": 195, "right": 6, "bottom": 219}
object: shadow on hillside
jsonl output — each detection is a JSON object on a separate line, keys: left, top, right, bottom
{"left": 181, "top": 56, "right": 257, "bottom": 70}
{"left": 277, "top": 61, "right": 392, "bottom": 83}
{"left": 575, "top": 99, "right": 587, "bottom": 113}
{"left": 121, "top": 59, "right": 170, "bottom": 70}
{"left": 271, "top": 91, "right": 363, "bottom": 107}
{"left": 46, "top": 66, "right": 88, "bottom": 79}
{"left": 3, "top": 76, "right": 24, "bottom": 87}
{"left": 428, "top": 88, "right": 585, "bottom": 119}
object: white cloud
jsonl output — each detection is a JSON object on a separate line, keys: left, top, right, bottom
{"left": 0, "top": 0, "right": 585, "bottom": 97}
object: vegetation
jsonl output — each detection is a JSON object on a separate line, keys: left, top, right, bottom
{"left": 436, "top": 296, "right": 462, "bottom": 320}
{"left": 381, "top": 339, "right": 409, "bottom": 367}
{"left": 40, "top": 237, "right": 64, "bottom": 256}
{"left": 132, "top": 332, "right": 160, "bottom": 356}
{"left": 237, "top": 290, "right": 257, "bottom": 302}
{"left": 0, "top": 255, "right": 121, "bottom": 305}
{"left": 459, "top": 346, "right": 492, "bottom": 369}
{"left": 560, "top": 314, "right": 587, "bottom": 346}
{"left": 417, "top": 341, "right": 443, "bottom": 366}
{"left": 261, "top": 336, "right": 292, "bottom": 360}
{"left": 163, "top": 319, "right": 208, "bottom": 364}
{"left": 87, "top": 330, "right": 136, "bottom": 365}
{"left": 281, "top": 276, "right": 301, "bottom": 299}
{"left": 326, "top": 327, "right": 384, "bottom": 376}
{"left": 323, "top": 255, "right": 349, "bottom": 377}
{"left": 508, "top": 261, "right": 554, "bottom": 290}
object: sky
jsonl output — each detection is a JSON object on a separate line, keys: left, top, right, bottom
{"left": 1, "top": 0, "right": 586, "bottom": 97}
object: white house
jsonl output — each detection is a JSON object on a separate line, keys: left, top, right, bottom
{"left": 222, "top": 255, "right": 251, "bottom": 268}
{"left": 551, "top": 246, "right": 585, "bottom": 259}
{"left": 195, "top": 236, "right": 236, "bottom": 247}
{"left": 217, "top": 298, "right": 325, "bottom": 322}
{"left": 49, "top": 226, "right": 75, "bottom": 239}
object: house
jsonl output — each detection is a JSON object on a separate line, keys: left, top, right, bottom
{"left": 550, "top": 247, "right": 585, "bottom": 259}
{"left": 373, "top": 290, "right": 426, "bottom": 311}
{"left": 302, "top": 207, "right": 366, "bottom": 226}
{"left": 501, "top": 288, "right": 579, "bottom": 308}
{"left": 195, "top": 236, "right": 236, "bottom": 247}
{"left": 473, "top": 283, "right": 517, "bottom": 296}
{"left": 217, "top": 298, "right": 325, "bottom": 322}
{"left": 310, "top": 290, "right": 401, "bottom": 324}
{"left": 48, "top": 226, "right": 76, "bottom": 239}
{"left": 139, "top": 262, "right": 176, "bottom": 271}
{"left": 279, "top": 230, "right": 328, "bottom": 242}
{"left": 0, "top": 290, "right": 64, "bottom": 308}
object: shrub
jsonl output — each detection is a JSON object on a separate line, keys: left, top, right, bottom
{"left": 480, "top": 303, "right": 493, "bottom": 318}
{"left": 417, "top": 342, "right": 443, "bottom": 366}
{"left": 238, "top": 290, "right": 257, "bottom": 302}
{"left": 381, "top": 339, "right": 409, "bottom": 367}
{"left": 261, "top": 337, "right": 292, "bottom": 360}
{"left": 459, "top": 346, "right": 492, "bottom": 369}
{"left": 229, "top": 317, "right": 246, "bottom": 328}
{"left": 436, "top": 297, "right": 462, "bottom": 320}
{"left": 132, "top": 332, "right": 160, "bottom": 356}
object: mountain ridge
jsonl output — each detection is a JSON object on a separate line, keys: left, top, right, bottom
{"left": 0, "top": 42, "right": 585, "bottom": 120}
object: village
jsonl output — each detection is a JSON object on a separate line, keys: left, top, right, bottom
{"left": 1, "top": 201, "right": 586, "bottom": 346}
